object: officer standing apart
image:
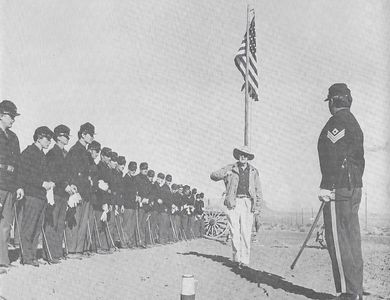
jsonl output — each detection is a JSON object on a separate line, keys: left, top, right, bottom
{"left": 318, "top": 83, "right": 364, "bottom": 300}
{"left": 0, "top": 101, "right": 24, "bottom": 273}
{"left": 210, "top": 146, "right": 263, "bottom": 268}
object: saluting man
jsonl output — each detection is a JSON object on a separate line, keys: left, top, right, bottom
{"left": 318, "top": 83, "right": 364, "bottom": 300}
{"left": 0, "top": 101, "right": 24, "bottom": 273}
{"left": 210, "top": 146, "right": 263, "bottom": 268}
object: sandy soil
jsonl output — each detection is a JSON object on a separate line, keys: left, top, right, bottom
{"left": 0, "top": 229, "right": 388, "bottom": 300}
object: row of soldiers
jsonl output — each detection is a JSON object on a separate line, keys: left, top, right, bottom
{"left": 0, "top": 100, "right": 205, "bottom": 272}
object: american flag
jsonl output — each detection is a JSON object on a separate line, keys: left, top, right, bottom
{"left": 234, "top": 13, "right": 258, "bottom": 101}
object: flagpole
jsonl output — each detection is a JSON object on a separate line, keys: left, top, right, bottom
{"left": 244, "top": 5, "right": 251, "bottom": 147}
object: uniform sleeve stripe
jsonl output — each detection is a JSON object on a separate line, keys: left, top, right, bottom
{"left": 331, "top": 201, "right": 347, "bottom": 292}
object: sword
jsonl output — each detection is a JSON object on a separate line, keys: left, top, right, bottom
{"left": 14, "top": 204, "right": 24, "bottom": 263}
{"left": 290, "top": 202, "right": 325, "bottom": 270}
{"left": 93, "top": 215, "right": 102, "bottom": 249}
{"left": 135, "top": 208, "right": 142, "bottom": 246}
{"left": 105, "top": 220, "right": 118, "bottom": 251}
{"left": 169, "top": 215, "right": 178, "bottom": 241}
{"left": 114, "top": 214, "right": 125, "bottom": 247}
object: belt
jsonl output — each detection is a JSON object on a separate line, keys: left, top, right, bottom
{"left": 0, "top": 164, "right": 15, "bottom": 173}
{"left": 236, "top": 194, "right": 250, "bottom": 198}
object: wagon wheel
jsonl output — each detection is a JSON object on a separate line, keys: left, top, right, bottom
{"left": 203, "top": 210, "right": 229, "bottom": 240}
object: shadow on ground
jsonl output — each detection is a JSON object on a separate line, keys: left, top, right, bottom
{"left": 180, "top": 251, "right": 334, "bottom": 300}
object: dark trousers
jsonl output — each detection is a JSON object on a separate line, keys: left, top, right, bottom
{"left": 0, "top": 190, "right": 14, "bottom": 265}
{"left": 150, "top": 210, "right": 158, "bottom": 243}
{"left": 44, "top": 195, "right": 67, "bottom": 259}
{"left": 122, "top": 208, "right": 137, "bottom": 247}
{"left": 194, "top": 215, "right": 205, "bottom": 238}
{"left": 172, "top": 215, "right": 182, "bottom": 240}
{"left": 181, "top": 215, "right": 189, "bottom": 239}
{"left": 84, "top": 203, "right": 96, "bottom": 252}
{"left": 92, "top": 210, "right": 110, "bottom": 251}
{"left": 108, "top": 208, "right": 120, "bottom": 243}
{"left": 66, "top": 200, "right": 90, "bottom": 253}
{"left": 158, "top": 212, "right": 172, "bottom": 244}
{"left": 21, "top": 196, "right": 46, "bottom": 262}
{"left": 188, "top": 215, "right": 195, "bottom": 238}
{"left": 323, "top": 187, "right": 363, "bottom": 295}
{"left": 137, "top": 209, "right": 149, "bottom": 246}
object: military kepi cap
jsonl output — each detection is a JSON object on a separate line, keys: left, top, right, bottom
{"left": 0, "top": 100, "right": 20, "bottom": 117}
{"left": 110, "top": 151, "right": 118, "bottom": 162}
{"left": 54, "top": 124, "right": 70, "bottom": 139}
{"left": 79, "top": 122, "right": 95, "bottom": 135}
{"left": 128, "top": 161, "right": 137, "bottom": 171}
{"left": 88, "top": 140, "right": 101, "bottom": 151}
{"left": 117, "top": 156, "right": 126, "bottom": 166}
{"left": 140, "top": 162, "right": 148, "bottom": 170}
{"left": 101, "top": 147, "right": 112, "bottom": 157}
{"left": 324, "top": 83, "right": 351, "bottom": 101}
{"left": 34, "top": 126, "right": 54, "bottom": 140}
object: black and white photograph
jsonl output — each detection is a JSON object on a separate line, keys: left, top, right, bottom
{"left": 0, "top": 0, "right": 389, "bottom": 299}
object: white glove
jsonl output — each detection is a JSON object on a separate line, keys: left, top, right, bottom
{"left": 100, "top": 211, "right": 107, "bottom": 222}
{"left": 142, "top": 198, "right": 149, "bottom": 204}
{"left": 157, "top": 199, "right": 163, "bottom": 204}
{"left": 68, "top": 193, "right": 82, "bottom": 208}
{"left": 46, "top": 188, "right": 55, "bottom": 206}
{"left": 318, "top": 189, "right": 335, "bottom": 202}
{"left": 98, "top": 180, "right": 109, "bottom": 191}
{"left": 102, "top": 203, "right": 109, "bottom": 213}
{"left": 16, "top": 188, "right": 24, "bottom": 200}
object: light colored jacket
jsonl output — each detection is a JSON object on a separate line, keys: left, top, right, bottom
{"left": 210, "top": 162, "right": 263, "bottom": 211}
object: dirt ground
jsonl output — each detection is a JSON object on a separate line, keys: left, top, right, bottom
{"left": 0, "top": 229, "right": 388, "bottom": 300}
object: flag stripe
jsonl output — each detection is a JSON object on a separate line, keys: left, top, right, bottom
{"left": 234, "top": 13, "right": 259, "bottom": 101}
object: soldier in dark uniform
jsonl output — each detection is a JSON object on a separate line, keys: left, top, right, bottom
{"left": 106, "top": 151, "right": 121, "bottom": 246}
{"left": 0, "top": 101, "right": 24, "bottom": 273}
{"left": 65, "top": 122, "right": 95, "bottom": 259}
{"left": 134, "top": 162, "right": 152, "bottom": 248}
{"left": 93, "top": 147, "right": 113, "bottom": 254}
{"left": 181, "top": 185, "right": 192, "bottom": 240}
{"left": 318, "top": 83, "right": 364, "bottom": 300}
{"left": 160, "top": 174, "right": 173, "bottom": 243}
{"left": 152, "top": 173, "right": 172, "bottom": 244}
{"left": 194, "top": 193, "right": 205, "bottom": 238}
{"left": 86, "top": 140, "right": 101, "bottom": 253}
{"left": 170, "top": 184, "right": 181, "bottom": 241}
{"left": 19, "top": 126, "right": 55, "bottom": 266}
{"left": 43, "top": 125, "right": 72, "bottom": 263}
{"left": 122, "top": 161, "right": 138, "bottom": 248}
{"left": 164, "top": 174, "right": 175, "bottom": 242}
{"left": 112, "top": 155, "right": 126, "bottom": 247}
{"left": 147, "top": 169, "right": 158, "bottom": 244}
{"left": 188, "top": 188, "right": 197, "bottom": 238}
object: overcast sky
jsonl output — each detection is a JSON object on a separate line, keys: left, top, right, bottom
{"left": 1, "top": 0, "right": 389, "bottom": 213}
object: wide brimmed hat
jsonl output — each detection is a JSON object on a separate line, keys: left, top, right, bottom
{"left": 233, "top": 146, "right": 254, "bottom": 160}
